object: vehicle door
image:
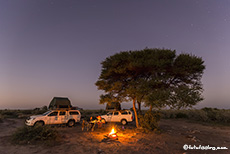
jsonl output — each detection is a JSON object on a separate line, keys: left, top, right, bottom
{"left": 121, "top": 110, "right": 129, "bottom": 121}
{"left": 58, "top": 111, "right": 67, "bottom": 124}
{"left": 46, "top": 111, "right": 58, "bottom": 124}
{"left": 111, "top": 111, "right": 120, "bottom": 122}
{"left": 106, "top": 112, "right": 113, "bottom": 122}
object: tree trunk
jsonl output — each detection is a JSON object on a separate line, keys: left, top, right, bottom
{"left": 149, "top": 104, "right": 153, "bottom": 112}
{"left": 133, "top": 99, "right": 139, "bottom": 128}
{"left": 137, "top": 101, "right": 142, "bottom": 114}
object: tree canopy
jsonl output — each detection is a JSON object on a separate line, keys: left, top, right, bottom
{"left": 95, "top": 48, "right": 205, "bottom": 127}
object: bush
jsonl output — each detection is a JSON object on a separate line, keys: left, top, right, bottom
{"left": 0, "top": 115, "right": 3, "bottom": 123}
{"left": 11, "top": 125, "right": 59, "bottom": 145}
{"left": 139, "top": 111, "right": 161, "bottom": 131}
{"left": 187, "top": 109, "right": 209, "bottom": 122}
{"left": 20, "top": 110, "right": 33, "bottom": 115}
{"left": 32, "top": 109, "right": 48, "bottom": 115}
{"left": 175, "top": 112, "right": 188, "bottom": 119}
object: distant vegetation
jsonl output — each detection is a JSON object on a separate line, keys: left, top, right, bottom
{"left": 80, "top": 108, "right": 230, "bottom": 125}
{"left": 0, "top": 106, "right": 48, "bottom": 119}
{"left": 159, "top": 108, "right": 230, "bottom": 124}
{"left": 1, "top": 107, "right": 229, "bottom": 125}
{"left": 80, "top": 109, "right": 107, "bottom": 120}
{"left": 0, "top": 115, "right": 3, "bottom": 123}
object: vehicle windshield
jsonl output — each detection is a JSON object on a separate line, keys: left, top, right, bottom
{"left": 42, "top": 111, "right": 52, "bottom": 116}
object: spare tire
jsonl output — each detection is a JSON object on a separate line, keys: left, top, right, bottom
{"left": 121, "top": 119, "right": 127, "bottom": 125}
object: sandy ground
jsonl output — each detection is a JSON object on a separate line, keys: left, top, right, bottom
{"left": 0, "top": 118, "right": 229, "bottom": 154}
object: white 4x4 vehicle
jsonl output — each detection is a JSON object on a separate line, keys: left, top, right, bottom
{"left": 25, "top": 110, "right": 81, "bottom": 127}
{"left": 100, "top": 110, "right": 133, "bottom": 125}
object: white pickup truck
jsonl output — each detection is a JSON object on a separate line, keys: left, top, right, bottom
{"left": 25, "top": 109, "right": 81, "bottom": 127}
{"left": 100, "top": 110, "right": 133, "bottom": 125}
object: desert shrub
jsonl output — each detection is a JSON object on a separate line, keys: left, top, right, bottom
{"left": 202, "top": 108, "right": 218, "bottom": 121}
{"left": 187, "top": 109, "right": 209, "bottom": 122}
{"left": 201, "top": 108, "right": 230, "bottom": 123}
{"left": 16, "top": 108, "right": 49, "bottom": 117}
{"left": 160, "top": 109, "right": 178, "bottom": 119}
{"left": 11, "top": 125, "right": 59, "bottom": 145}
{"left": 97, "top": 109, "right": 107, "bottom": 115}
{"left": 81, "top": 110, "right": 94, "bottom": 115}
{"left": 81, "top": 110, "right": 94, "bottom": 120}
{"left": 139, "top": 111, "right": 161, "bottom": 131}
{"left": 32, "top": 109, "right": 48, "bottom": 115}
{"left": 175, "top": 112, "right": 188, "bottom": 119}
{"left": 20, "top": 110, "right": 33, "bottom": 115}
{"left": 0, "top": 115, "right": 3, "bottom": 123}
{"left": 218, "top": 110, "right": 230, "bottom": 123}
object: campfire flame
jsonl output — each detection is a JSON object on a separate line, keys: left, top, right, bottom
{"left": 109, "top": 127, "right": 117, "bottom": 138}
{"left": 109, "top": 128, "right": 116, "bottom": 135}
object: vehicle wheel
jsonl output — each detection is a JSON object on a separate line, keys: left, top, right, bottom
{"left": 68, "top": 120, "right": 75, "bottom": 127}
{"left": 121, "top": 119, "right": 127, "bottom": 125}
{"left": 34, "top": 121, "right": 44, "bottom": 127}
{"left": 101, "top": 118, "right": 106, "bottom": 124}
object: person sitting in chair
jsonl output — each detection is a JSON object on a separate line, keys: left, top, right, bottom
{"left": 89, "top": 116, "right": 97, "bottom": 131}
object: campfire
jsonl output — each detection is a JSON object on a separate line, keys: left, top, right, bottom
{"left": 101, "top": 127, "right": 118, "bottom": 142}
{"left": 108, "top": 127, "right": 118, "bottom": 139}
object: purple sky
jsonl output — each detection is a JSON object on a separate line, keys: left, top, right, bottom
{"left": 0, "top": 0, "right": 230, "bottom": 109}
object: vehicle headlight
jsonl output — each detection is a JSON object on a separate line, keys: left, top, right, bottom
{"left": 27, "top": 117, "right": 35, "bottom": 121}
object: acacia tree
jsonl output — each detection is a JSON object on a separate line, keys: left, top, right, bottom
{"left": 95, "top": 48, "right": 175, "bottom": 127}
{"left": 95, "top": 48, "right": 205, "bottom": 128}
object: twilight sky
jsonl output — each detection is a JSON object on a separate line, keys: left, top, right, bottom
{"left": 0, "top": 0, "right": 230, "bottom": 109}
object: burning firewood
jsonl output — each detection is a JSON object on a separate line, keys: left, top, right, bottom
{"left": 108, "top": 128, "right": 118, "bottom": 139}
{"left": 101, "top": 127, "right": 119, "bottom": 143}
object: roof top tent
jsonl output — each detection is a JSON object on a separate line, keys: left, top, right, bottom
{"left": 48, "top": 97, "right": 72, "bottom": 110}
{"left": 106, "top": 102, "right": 121, "bottom": 111}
